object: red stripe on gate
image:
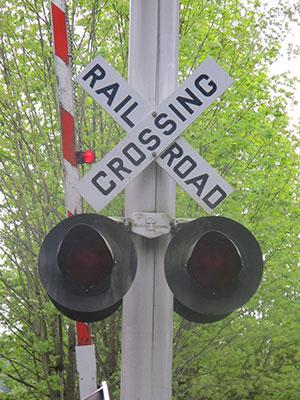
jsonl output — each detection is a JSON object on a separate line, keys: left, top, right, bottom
{"left": 60, "top": 107, "right": 77, "bottom": 166}
{"left": 76, "top": 322, "right": 92, "bottom": 346}
{"left": 51, "top": 3, "right": 69, "bottom": 65}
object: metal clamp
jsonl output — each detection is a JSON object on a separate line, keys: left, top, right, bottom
{"left": 127, "top": 212, "right": 173, "bottom": 238}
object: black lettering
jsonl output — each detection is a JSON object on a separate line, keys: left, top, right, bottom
{"left": 91, "top": 171, "right": 116, "bottom": 195}
{"left": 138, "top": 128, "right": 160, "bottom": 151}
{"left": 120, "top": 102, "right": 138, "bottom": 128}
{"left": 107, "top": 157, "right": 132, "bottom": 181}
{"left": 194, "top": 74, "right": 217, "bottom": 97}
{"left": 173, "top": 156, "right": 196, "bottom": 179}
{"left": 123, "top": 143, "right": 146, "bottom": 166}
{"left": 160, "top": 142, "right": 183, "bottom": 167}
{"left": 154, "top": 113, "right": 177, "bottom": 135}
{"left": 82, "top": 64, "right": 106, "bottom": 89}
{"left": 168, "top": 103, "right": 187, "bottom": 121}
{"left": 96, "top": 83, "right": 119, "bottom": 106}
{"left": 185, "top": 174, "right": 209, "bottom": 197}
{"left": 114, "top": 95, "right": 132, "bottom": 112}
{"left": 176, "top": 88, "right": 203, "bottom": 114}
{"left": 202, "top": 185, "right": 227, "bottom": 209}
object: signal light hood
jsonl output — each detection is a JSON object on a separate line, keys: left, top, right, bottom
{"left": 38, "top": 214, "right": 137, "bottom": 322}
{"left": 164, "top": 216, "right": 264, "bottom": 323}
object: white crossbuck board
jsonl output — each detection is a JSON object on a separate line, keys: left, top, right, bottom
{"left": 76, "top": 56, "right": 233, "bottom": 212}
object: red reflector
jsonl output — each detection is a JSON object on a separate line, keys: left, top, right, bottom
{"left": 187, "top": 232, "right": 242, "bottom": 291}
{"left": 58, "top": 225, "right": 113, "bottom": 290}
{"left": 82, "top": 150, "right": 96, "bottom": 164}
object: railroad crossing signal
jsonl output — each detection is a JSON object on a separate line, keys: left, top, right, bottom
{"left": 75, "top": 56, "right": 233, "bottom": 213}
{"left": 38, "top": 55, "right": 264, "bottom": 325}
{"left": 38, "top": 213, "right": 264, "bottom": 323}
{"left": 164, "top": 216, "right": 263, "bottom": 323}
{"left": 38, "top": 214, "right": 137, "bottom": 322}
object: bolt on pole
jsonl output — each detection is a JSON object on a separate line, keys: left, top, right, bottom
{"left": 121, "top": 1, "right": 179, "bottom": 399}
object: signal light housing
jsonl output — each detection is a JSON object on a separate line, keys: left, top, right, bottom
{"left": 164, "top": 216, "right": 263, "bottom": 323}
{"left": 38, "top": 214, "right": 137, "bottom": 322}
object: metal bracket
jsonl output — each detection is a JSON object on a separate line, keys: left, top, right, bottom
{"left": 109, "top": 215, "right": 195, "bottom": 238}
{"left": 127, "top": 212, "right": 173, "bottom": 239}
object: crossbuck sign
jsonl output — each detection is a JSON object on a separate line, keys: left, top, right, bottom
{"left": 75, "top": 56, "right": 233, "bottom": 213}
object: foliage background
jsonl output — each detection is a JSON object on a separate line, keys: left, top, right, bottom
{"left": 0, "top": 0, "right": 299, "bottom": 399}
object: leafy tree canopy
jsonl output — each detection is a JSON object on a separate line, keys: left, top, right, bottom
{"left": 0, "top": 0, "right": 299, "bottom": 399}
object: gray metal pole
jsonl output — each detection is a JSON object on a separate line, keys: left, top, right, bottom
{"left": 121, "top": 1, "right": 179, "bottom": 399}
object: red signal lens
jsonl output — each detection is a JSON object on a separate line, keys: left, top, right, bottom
{"left": 187, "top": 232, "right": 242, "bottom": 291}
{"left": 58, "top": 224, "right": 113, "bottom": 290}
{"left": 82, "top": 150, "right": 96, "bottom": 164}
